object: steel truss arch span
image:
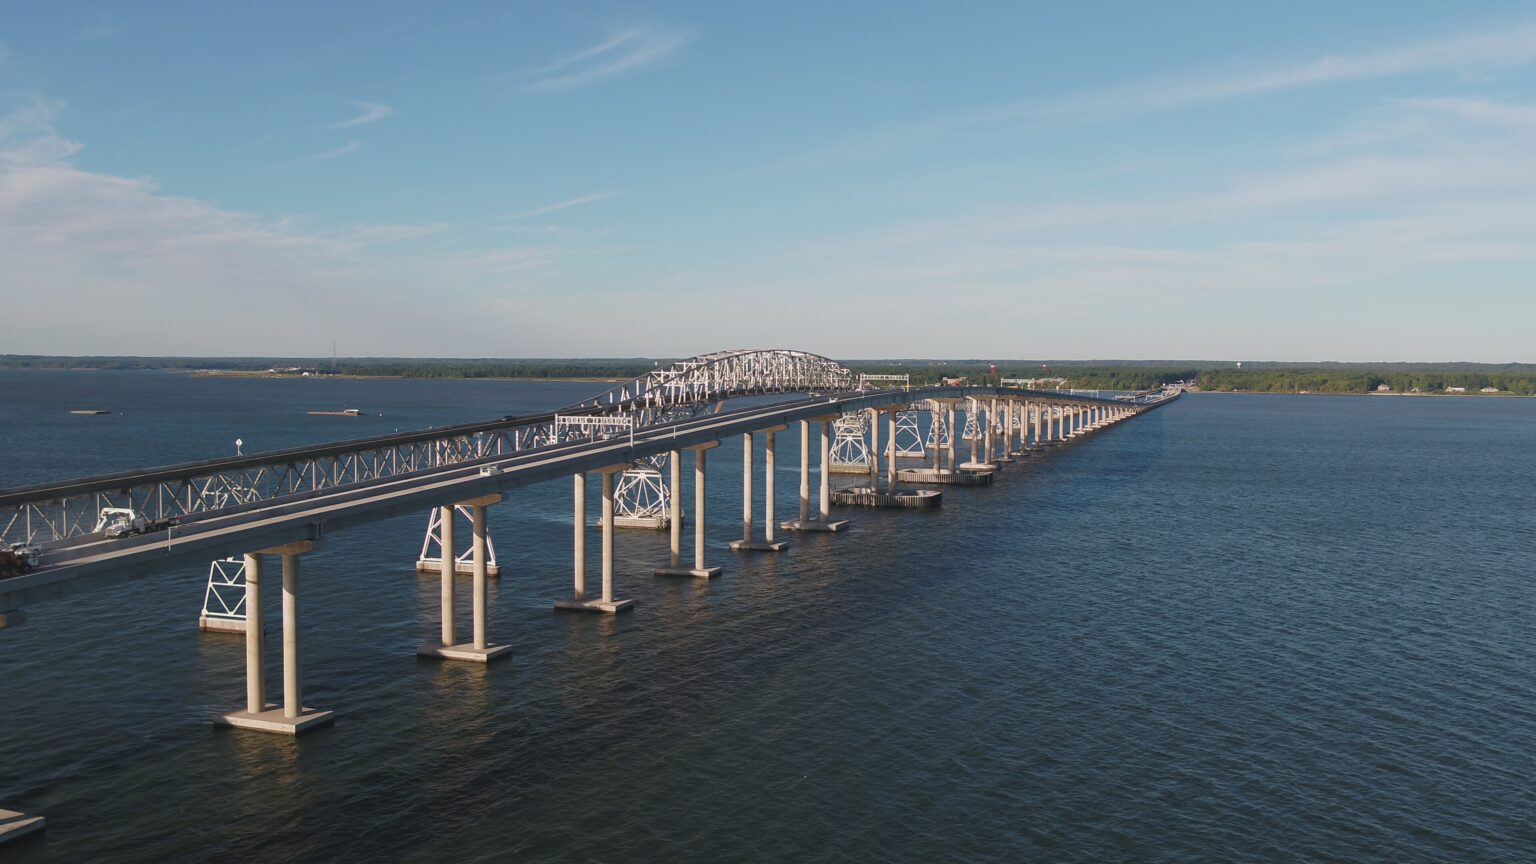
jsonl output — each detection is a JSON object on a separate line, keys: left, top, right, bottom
{"left": 558, "top": 349, "right": 856, "bottom": 430}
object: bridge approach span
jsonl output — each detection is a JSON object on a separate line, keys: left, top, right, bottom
{"left": 0, "top": 383, "right": 1163, "bottom": 608}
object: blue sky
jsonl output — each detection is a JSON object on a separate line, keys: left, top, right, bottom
{"left": 2, "top": 1, "right": 1535, "bottom": 361}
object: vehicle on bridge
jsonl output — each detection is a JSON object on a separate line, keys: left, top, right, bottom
{"left": 0, "top": 544, "right": 40, "bottom": 577}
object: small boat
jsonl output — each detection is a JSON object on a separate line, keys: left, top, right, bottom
{"left": 70, "top": 409, "right": 111, "bottom": 415}
{"left": 308, "top": 408, "right": 363, "bottom": 417}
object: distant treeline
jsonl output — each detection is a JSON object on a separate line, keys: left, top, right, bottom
{"left": 3, "top": 355, "right": 1532, "bottom": 394}
{"left": 1195, "top": 369, "right": 1535, "bottom": 395}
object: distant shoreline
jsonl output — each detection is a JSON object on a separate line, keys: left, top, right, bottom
{"left": 187, "top": 370, "right": 625, "bottom": 383}
{"left": 1189, "top": 389, "right": 1528, "bottom": 398}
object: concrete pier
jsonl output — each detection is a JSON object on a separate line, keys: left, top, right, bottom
{"left": 657, "top": 443, "right": 723, "bottom": 576}
{"left": 732, "top": 426, "right": 790, "bottom": 551}
{"left": 562, "top": 469, "right": 637, "bottom": 611}
{"left": 217, "top": 541, "right": 335, "bottom": 735}
{"left": 420, "top": 495, "right": 511, "bottom": 660}
{"left": 781, "top": 417, "right": 849, "bottom": 532}
{"left": 0, "top": 809, "right": 45, "bottom": 846}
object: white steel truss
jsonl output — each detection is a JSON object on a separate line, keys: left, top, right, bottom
{"left": 417, "top": 505, "right": 499, "bottom": 575}
{"left": 200, "top": 557, "right": 247, "bottom": 624}
{"left": 562, "top": 349, "right": 856, "bottom": 429}
{"left": 613, "top": 468, "right": 670, "bottom": 523}
{"left": 893, "top": 411, "right": 926, "bottom": 456}
{"left": 829, "top": 412, "right": 872, "bottom": 469}
{"left": 924, "top": 405, "right": 951, "bottom": 449}
{"left": 0, "top": 350, "right": 1173, "bottom": 551}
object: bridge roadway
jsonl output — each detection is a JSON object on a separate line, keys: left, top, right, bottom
{"left": 0, "top": 384, "right": 1139, "bottom": 609}
{"left": 0, "top": 372, "right": 1173, "bottom": 842}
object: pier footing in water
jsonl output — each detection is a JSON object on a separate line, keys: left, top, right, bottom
{"left": 0, "top": 809, "right": 45, "bottom": 847}
{"left": 215, "top": 705, "right": 335, "bottom": 736}
{"left": 653, "top": 565, "right": 722, "bottom": 578}
{"left": 728, "top": 540, "right": 790, "bottom": 552}
{"left": 554, "top": 596, "right": 636, "bottom": 612}
{"left": 417, "top": 642, "right": 512, "bottom": 662}
{"left": 779, "top": 519, "right": 850, "bottom": 533}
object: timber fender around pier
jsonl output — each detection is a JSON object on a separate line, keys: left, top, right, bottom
{"left": 830, "top": 487, "right": 942, "bottom": 509}
{"left": 895, "top": 468, "right": 996, "bottom": 486}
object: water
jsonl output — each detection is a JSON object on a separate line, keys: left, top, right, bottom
{"left": 2, "top": 371, "right": 1533, "bottom": 862}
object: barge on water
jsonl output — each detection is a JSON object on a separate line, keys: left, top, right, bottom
{"left": 308, "top": 408, "right": 363, "bottom": 417}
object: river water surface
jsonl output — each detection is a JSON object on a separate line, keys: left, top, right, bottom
{"left": 1, "top": 370, "right": 1533, "bottom": 862}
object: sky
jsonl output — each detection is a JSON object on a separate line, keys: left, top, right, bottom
{"left": 2, "top": 1, "right": 1535, "bottom": 362}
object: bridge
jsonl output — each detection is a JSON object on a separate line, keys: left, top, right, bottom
{"left": 0, "top": 348, "right": 1178, "bottom": 845}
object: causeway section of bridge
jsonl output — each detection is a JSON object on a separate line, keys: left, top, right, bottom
{"left": 0, "top": 349, "right": 1179, "bottom": 846}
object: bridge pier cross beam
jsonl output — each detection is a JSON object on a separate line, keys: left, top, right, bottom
{"left": 657, "top": 444, "right": 722, "bottom": 577}
{"left": 421, "top": 494, "right": 511, "bottom": 659}
{"left": 732, "top": 426, "right": 789, "bottom": 552}
{"left": 782, "top": 415, "right": 848, "bottom": 533}
{"left": 216, "top": 540, "right": 335, "bottom": 735}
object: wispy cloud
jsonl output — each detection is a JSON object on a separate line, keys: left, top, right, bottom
{"left": 766, "top": 20, "right": 1536, "bottom": 173}
{"left": 0, "top": 97, "right": 83, "bottom": 163}
{"left": 505, "top": 190, "right": 620, "bottom": 219}
{"left": 0, "top": 99, "right": 579, "bottom": 355}
{"left": 273, "top": 140, "right": 360, "bottom": 169}
{"left": 520, "top": 27, "right": 693, "bottom": 93}
{"left": 326, "top": 100, "right": 393, "bottom": 129}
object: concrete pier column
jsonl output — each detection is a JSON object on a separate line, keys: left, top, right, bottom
{"left": 243, "top": 553, "right": 264, "bottom": 714}
{"left": 217, "top": 540, "right": 332, "bottom": 735}
{"left": 658, "top": 445, "right": 722, "bottom": 576}
{"left": 946, "top": 406, "right": 957, "bottom": 470}
{"left": 601, "top": 470, "right": 616, "bottom": 603}
{"left": 818, "top": 420, "right": 832, "bottom": 521}
{"left": 668, "top": 452, "right": 682, "bottom": 567}
{"left": 281, "top": 551, "right": 302, "bottom": 719}
{"left": 740, "top": 431, "right": 754, "bottom": 545}
{"left": 868, "top": 408, "right": 881, "bottom": 488}
{"left": 764, "top": 429, "right": 780, "bottom": 543}
{"left": 425, "top": 495, "right": 511, "bottom": 658}
{"left": 733, "top": 426, "right": 789, "bottom": 551}
{"left": 799, "top": 420, "right": 812, "bottom": 522}
{"left": 560, "top": 468, "right": 637, "bottom": 608}
{"left": 887, "top": 411, "right": 898, "bottom": 491}
{"left": 1004, "top": 401, "right": 1015, "bottom": 454}
{"left": 983, "top": 401, "right": 995, "bottom": 463}
{"left": 782, "top": 416, "right": 848, "bottom": 533}
{"left": 471, "top": 503, "right": 489, "bottom": 650}
{"left": 930, "top": 406, "right": 942, "bottom": 471}
{"left": 438, "top": 505, "right": 455, "bottom": 648}
{"left": 573, "top": 473, "right": 587, "bottom": 597}
{"left": 988, "top": 399, "right": 999, "bottom": 460}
